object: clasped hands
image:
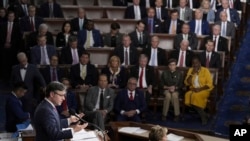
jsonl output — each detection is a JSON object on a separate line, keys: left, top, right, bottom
{"left": 123, "top": 110, "right": 137, "bottom": 117}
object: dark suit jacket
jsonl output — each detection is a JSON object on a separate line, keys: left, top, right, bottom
{"left": 70, "top": 17, "right": 88, "bottom": 32}
{"left": 215, "top": 21, "right": 236, "bottom": 39}
{"left": 142, "top": 47, "right": 167, "bottom": 66}
{"left": 154, "top": 7, "right": 169, "bottom": 21}
{"left": 170, "top": 50, "right": 194, "bottom": 67}
{"left": 55, "top": 32, "right": 74, "bottom": 47}
{"left": 85, "top": 86, "right": 115, "bottom": 113}
{"left": 162, "top": 0, "right": 179, "bottom": 8}
{"left": 20, "top": 16, "right": 44, "bottom": 32}
{"left": 27, "top": 31, "right": 54, "bottom": 48}
{"left": 162, "top": 19, "right": 184, "bottom": 34}
{"left": 103, "top": 32, "right": 123, "bottom": 47}
{"left": 8, "top": 3, "right": 30, "bottom": 18}
{"left": 113, "top": 46, "right": 139, "bottom": 65}
{"left": 70, "top": 63, "right": 99, "bottom": 88}
{"left": 139, "top": 0, "right": 155, "bottom": 7}
{"left": 174, "top": 33, "right": 198, "bottom": 50}
{"left": 188, "top": 0, "right": 200, "bottom": 8}
{"left": 78, "top": 29, "right": 103, "bottom": 48}
{"left": 34, "top": 100, "right": 72, "bottom": 141}
{"left": 30, "top": 45, "right": 57, "bottom": 65}
{"left": 129, "top": 30, "right": 150, "bottom": 48}
{"left": 130, "top": 65, "right": 155, "bottom": 87}
{"left": 189, "top": 19, "right": 210, "bottom": 35}
{"left": 202, "top": 35, "right": 228, "bottom": 54}
{"left": 114, "top": 89, "right": 146, "bottom": 114}
{"left": 40, "top": 66, "right": 64, "bottom": 85}
{"left": 215, "top": 8, "right": 240, "bottom": 27}
{"left": 113, "top": 0, "right": 128, "bottom": 6}
{"left": 199, "top": 51, "right": 221, "bottom": 69}
{"left": 60, "top": 46, "right": 85, "bottom": 64}
{"left": 142, "top": 17, "right": 162, "bottom": 33}
{"left": 101, "top": 67, "right": 127, "bottom": 88}
{"left": 124, "top": 5, "right": 147, "bottom": 19}
{"left": 5, "top": 93, "right": 29, "bottom": 132}
{"left": 39, "top": 2, "right": 63, "bottom": 18}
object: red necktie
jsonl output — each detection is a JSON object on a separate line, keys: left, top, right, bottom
{"left": 179, "top": 51, "right": 184, "bottom": 67}
{"left": 62, "top": 98, "right": 68, "bottom": 111}
{"left": 129, "top": 92, "right": 133, "bottom": 100}
{"left": 52, "top": 68, "right": 57, "bottom": 81}
{"left": 206, "top": 54, "right": 210, "bottom": 68}
{"left": 139, "top": 67, "right": 144, "bottom": 88}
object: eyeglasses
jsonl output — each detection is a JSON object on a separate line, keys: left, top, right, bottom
{"left": 54, "top": 91, "right": 66, "bottom": 97}
{"left": 128, "top": 82, "right": 137, "bottom": 86}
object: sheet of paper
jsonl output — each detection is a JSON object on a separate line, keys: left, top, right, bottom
{"left": 17, "top": 123, "right": 33, "bottom": 131}
{"left": 71, "top": 130, "right": 97, "bottom": 141}
{"left": 118, "top": 127, "right": 141, "bottom": 134}
{"left": 133, "top": 128, "right": 147, "bottom": 134}
{"left": 167, "top": 133, "right": 184, "bottom": 141}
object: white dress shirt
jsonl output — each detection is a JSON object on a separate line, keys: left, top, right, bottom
{"left": 177, "top": 50, "right": 186, "bottom": 67}
{"left": 195, "top": 20, "right": 202, "bottom": 35}
{"left": 40, "top": 46, "right": 50, "bottom": 65}
{"left": 149, "top": 48, "right": 158, "bottom": 66}
{"left": 71, "top": 48, "right": 79, "bottom": 65}
{"left": 134, "top": 5, "right": 141, "bottom": 20}
{"left": 20, "top": 64, "right": 28, "bottom": 81}
{"left": 180, "top": 8, "right": 186, "bottom": 21}
{"left": 213, "top": 35, "right": 219, "bottom": 51}
{"left": 156, "top": 7, "right": 162, "bottom": 20}
{"left": 79, "top": 18, "right": 84, "bottom": 30}
{"left": 224, "top": 8, "right": 231, "bottom": 22}
{"left": 146, "top": 0, "right": 150, "bottom": 8}
{"left": 206, "top": 51, "right": 212, "bottom": 61}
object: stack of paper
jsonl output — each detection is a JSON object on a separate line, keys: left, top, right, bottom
{"left": 167, "top": 133, "right": 184, "bottom": 141}
{"left": 71, "top": 129, "right": 98, "bottom": 141}
{"left": 118, "top": 127, "right": 147, "bottom": 134}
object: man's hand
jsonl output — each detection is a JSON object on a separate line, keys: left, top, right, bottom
{"left": 169, "top": 86, "right": 176, "bottom": 93}
{"left": 98, "top": 110, "right": 107, "bottom": 118}
{"left": 69, "top": 113, "right": 85, "bottom": 123}
{"left": 125, "top": 110, "right": 137, "bottom": 117}
{"left": 61, "top": 110, "right": 70, "bottom": 117}
{"left": 71, "top": 123, "right": 88, "bottom": 133}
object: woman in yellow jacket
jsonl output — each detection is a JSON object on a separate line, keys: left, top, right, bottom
{"left": 184, "top": 56, "right": 213, "bottom": 125}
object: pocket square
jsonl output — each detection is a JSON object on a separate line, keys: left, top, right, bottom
{"left": 155, "top": 25, "right": 159, "bottom": 27}
{"left": 106, "top": 96, "right": 110, "bottom": 98}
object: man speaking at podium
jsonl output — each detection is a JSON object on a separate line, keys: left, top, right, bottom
{"left": 34, "top": 81, "right": 88, "bottom": 141}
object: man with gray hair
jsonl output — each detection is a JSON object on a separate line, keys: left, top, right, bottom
{"left": 189, "top": 9, "right": 210, "bottom": 35}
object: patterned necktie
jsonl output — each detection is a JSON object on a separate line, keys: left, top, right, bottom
{"left": 41, "top": 47, "right": 47, "bottom": 65}
{"left": 139, "top": 67, "right": 144, "bottom": 88}
{"left": 81, "top": 65, "right": 86, "bottom": 80}
{"left": 99, "top": 90, "right": 104, "bottom": 110}
{"left": 179, "top": 51, "right": 184, "bottom": 67}
{"left": 52, "top": 68, "right": 57, "bottom": 81}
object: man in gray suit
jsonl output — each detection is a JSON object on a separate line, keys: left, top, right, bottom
{"left": 84, "top": 74, "right": 115, "bottom": 130}
{"left": 215, "top": 11, "right": 235, "bottom": 39}
{"left": 176, "top": 0, "right": 192, "bottom": 22}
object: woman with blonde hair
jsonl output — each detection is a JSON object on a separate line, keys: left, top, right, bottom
{"left": 149, "top": 125, "right": 168, "bottom": 141}
{"left": 200, "top": 0, "right": 215, "bottom": 23}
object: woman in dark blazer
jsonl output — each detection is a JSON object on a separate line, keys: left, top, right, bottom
{"left": 103, "top": 22, "right": 123, "bottom": 48}
{"left": 56, "top": 21, "right": 74, "bottom": 47}
{"left": 101, "top": 55, "right": 127, "bottom": 88}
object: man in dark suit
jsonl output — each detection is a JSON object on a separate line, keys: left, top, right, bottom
{"left": 60, "top": 35, "right": 85, "bottom": 65}
{"left": 187, "top": 0, "right": 201, "bottom": 9}
{"left": 170, "top": 39, "right": 194, "bottom": 67}
{"left": 34, "top": 82, "right": 88, "bottom": 141}
{"left": 10, "top": 52, "right": 46, "bottom": 116}
{"left": 154, "top": 0, "right": 169, "bottom": 22}
{"left": 113, "top": 0, "right": 128, "bottom": 6}
{"left": 30, "top": 35, "right": 57, "bottom": 65}
{"left": 7, "top": 0, "right": 30, "bottom": 18}
{"left": 142, "top": 8, "right": 161, "bottom": 34}
{"left": 189, "top": 9, "right": 210, "bottom": 35}
{"left": 84, "top": 74, "right": 115, "bottom": 130}
{"left": 139, "top": 0, "right": 155, "bottom": 7}
{"left": 164, "top": 0, "right": 179, "bottom": 8}
{"left": 124, "top": 0, "right": 147, "bottom": 19}
{"left": 39, "top": 0, "right": 63, "bottom": 18}
{"left": 114, "top": 77, "right": 147, "bottom": 122}
{"left": 113, "top": 35, "right": 139, "bottom": 65}
{"left": 199, "top": 39, "right": 221, "bottom": 69}
{"left": 174, "top": 23, "right": 198, "bottom": 50}
{"left": 0, "top": 8, "right": 7, "bottom": 23}
{"left": 162, "top": 9, "right": 184, "bottom": 34}
{"left": 40, "top": 55, "right": 64, "bottom": 84}
{"left": 78, "top": 20, "right": 103, "bottom": 48}
{"left": 129, "top": 20, "right": 150, "bottom": 48}
{"left": 70, "top": 8, "right": 88, "bottom": 32}
{"left": 70, "top": 51, "right": 99, "bottom": 88}
{"left": 20, "top": 5, "right": 44, "bottom": 32}
{"left": 142, "top": 36, "right": 167, "bottom": 66}
{"left": 5, "top": 82, "right": 30, "bottom": 132}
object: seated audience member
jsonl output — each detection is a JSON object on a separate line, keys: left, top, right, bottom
{"left": 8, "top": 0, "right": 30, "bottom": 18}
{"left": 101, "top": 56, "right": 127, "bottom": 89}
{"left": 0, "top": 8, "right": 7, "bottom": 23}
{"left": 70, "top": 51, "right": 99, "bottom": 89}
{"left": 174, "top": 23, "right": 198, "bottom": 50}
{"left": 39, "top": 0, "right": 63, "bottom": 18}
{"left": 200, "top": 0, "right": 215, "bottom": 23}
{"left": 34, "top": 82, "right": 88, "bottom": 141}
{"left": 170, "top": 40, "right": 194, "bottom": 67}
{"left": 56, "top": 21, "right": 74, "bottom": 47}
{"left": 142, "top": 36, "right": 166, "bottom": 66}
{"left": 11, "top": 52, "right": 46, "bottom": 116}
{"left": 40, "top": 55, "right": 64, "bottom": 84}
{"left": 27, "top": 23, "right": 54, "bottom": 48}
{"left": 103, "top": 22, "right": 123, "bottom": 48}
{"left": 124, "top": 0, "right": 147, "bottom": 19}
{"left": 5, "top": 82, "right": 30, "bottom": 132}
{"left": 20, "top": 5, "right": 44, "bottom": 32}
{"left": 202, "top": 24, "right": 228, "bottom": 54}
{"left": 215, "top": 11, "right": 236, "bottom": 39}
{"left": 161, "top": 59, "right": 183, "bottom": 122}
{"left": 149, "top": 125, "right": 168, "bottom": 141}
{"left": 130, "top": 54, "right": 154, "bottom": 102}
{"left": 84, "top": 74, "right": 115, "bottom": 130}
{"left": 70, "top": 8, "right": 88, "bottom": 32}
{"left": 184, "top": 56, "right": 214, "bottom": 125}
{"left": 187, "top": 0, "right": 201, "bottom": 9}
{"left": 154, "top": 0, "right": 169, "bottom": 22}
{"left": 176, "top": 0, "right": 193, "bottom": 22}
{"left": 129, "top": 20, "right": 150, "bottom": 48}
{"left": 189, "top": 9, "right": 210, "bottom": 36}
{"left": 142, "top": 7, "right": 161, "bottom": 34}
{"left": 56, "top": 78, "right": 78, "bottom": 119}
{"left": 230, "top": 0, "right": 242, "bottom": 11}
{"left": 30, "top": 35, "right": 56, "bottom": 65}
{"left": 139, "top": 0, "right": 155, "bottom": 7}
{"left": 162, "top": 9, "right": 184, "bottom": 34}
{"left": 113, "top": 35, "right": 139, "bottom": 66}
{"left": 215, "top": 0, "right": 240, "bottom": 27}
{"left": 199, "top": 39, "right": 221, "bottom": 69}
{"left": 113, "top": 0, "right": 128, "bottom": 6}
{"left": 78, "top": 20, "right": 103, "bottom": 48}
{"left": 114, "top": 77, "right": 146, "bottom": 122}
{"left": 60, "top": 35, "right": 85, "bottom": 65}
{"left": 165, "top": 0, "right": 179, "bottom": 8}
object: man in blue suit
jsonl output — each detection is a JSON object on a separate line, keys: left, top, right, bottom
{"left": 189, "top": 9, "right": 210, "bottom": 35}
{"left": 78, "top": 20, "right": 103, "bottom": 49}
{"left": 114, "top": 77, "right": 147, "bottom": 122}
{"left": 34, "top": 81, "right": 88, "bottom": 141}
{"left": 30, "top": 35, "right": 57, "bottom": 65}
{"left": 5, "top": 82, "right": 30, "bottom": 132}
{"left": 142, "top": 7, "right": 161, "bottom": 34}
{"left": 39, "top": 0, "right": 63, "bottom": 18}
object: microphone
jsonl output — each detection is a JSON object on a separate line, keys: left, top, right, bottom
{"left": 68, "top": 109, "right": 106, "bottom": 141}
